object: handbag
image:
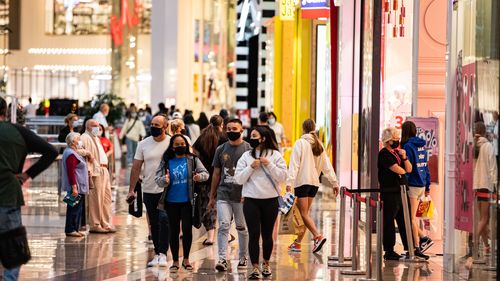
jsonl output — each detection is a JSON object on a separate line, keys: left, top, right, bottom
{"left": 261, "top": 166, "right": 285, "bottom": 211}
{"left": 0, "top": 226, "right": 31, "bottom": 269}
{"left": 191, "top": 157, "right": 203, "bottom": 229}
{"left": 128, "top": 179, "right": 143, "bottom": 218}
{"left": 121, "top": 118, "right": 137, "bottom": 145}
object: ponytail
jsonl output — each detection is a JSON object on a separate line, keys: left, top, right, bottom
{"left": 310, "top": 132, "right": 324, "bottom": 156}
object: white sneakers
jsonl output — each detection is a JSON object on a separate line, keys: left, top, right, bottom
{"left": 148, "top": 254, "right": 168, "bottom": 267}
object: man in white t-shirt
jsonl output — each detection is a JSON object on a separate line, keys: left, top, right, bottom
{"left": 127, "top": 115, "right": 171, "bottom": 267}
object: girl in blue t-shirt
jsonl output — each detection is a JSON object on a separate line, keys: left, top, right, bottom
{"left": 155, "top": 134, "right": 209, "bottom": 272}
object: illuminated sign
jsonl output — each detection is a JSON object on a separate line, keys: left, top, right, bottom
{"left": 301, "top": 0, "right": 330, "bottom": 19}
{"left": 280, "top": 0, "right": 296, "bottom": 21}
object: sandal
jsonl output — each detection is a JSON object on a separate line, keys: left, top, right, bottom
{"left": 169, "top": 265, "right": 179, "bottom": 273}
{"left": 202, "top": 239, "right": 214, "bottom": 246}
{"left": 182, "top": 262, "right": 193, "bottom": 271}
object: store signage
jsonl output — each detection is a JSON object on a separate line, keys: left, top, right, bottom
{"left": 110, "top": 0, "right": 142, "bottom": 46}
{"left": 280, "top": 0, "right": 296, "bottom": 21}
{"left": 301, "top": 0, "right": 330, "bottom": 19}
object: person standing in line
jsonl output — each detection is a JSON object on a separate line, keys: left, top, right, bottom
{"left": 93, "top": 103, "right": 110, "bottom": 129}
{"left": 127, "top": 115, "right": 171, "bottom": 267}
{"left": 0, "top": 97, "right": 58, "bottom": 281}
{"left": 473, "top": 121, "right": 497, "bottom": 255}
{"left": 208, "top": 119, "right": 251, "bottom": 272}
{"left": 98, "top": 124, "right": 113, "bottom": 161}
{"left": 155, "top": 134, "right": 209, "bottom": 273}
{"left": 234, "top": 126, "right": 288, "bottom": 279}
{"left": 58, "top": 113, "right": 80, "bottom": 143}
{"left": 80, "top": 119, "right": 115, "bottom": 234}
{"left": 192, "top": 115, "right": 225, "bottom": 246}
{"left": 268, "top": 112, "right": 287, "bottom": 148}
{"left": 401, "top": 121, "right": 433, "bottom": 254}
{"left": 378, "top": 127, "right": 427, "bottom": 260}
{"left": 62, "top": 132, "right": 89, "bottom": 237}
{"left": 120, "top": 108, "right": 146, "bottom": 165}
{"left": 286, "top": 119, "right": 339, "bottom": 253}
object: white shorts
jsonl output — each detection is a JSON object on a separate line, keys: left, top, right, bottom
{"left": 408, "top": 186, "right": 425, "bottom": 199}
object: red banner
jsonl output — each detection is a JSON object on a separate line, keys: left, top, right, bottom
{"left": 110, "top": 0, "right": 142, "bottom": 46}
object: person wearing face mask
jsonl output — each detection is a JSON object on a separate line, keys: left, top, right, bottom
{"left": 80, "top": 119, "right": 115, "bottom": 234}
{"left": 120, "top": 109, "right": 147, "bottom": 165}
{"left": 126, "top": 115, "right": 171, "bottom": 267}
{"left": 208, "top": 119, "right": 251, "bottom": 272}
{"left": 169, "top": 119, "right": 192, "bottom": 145}
{"left": 155, "top": 134, "right": 209, "bottom": 273}
{"left": 58, "top": 113, "right": 80, "bottom": 143}
{"left": 234, "top": 126, "right": 288, "bottom": 279}
{"left": 268, "top": 112, "right": 287, "bottom": 148}
{"left": 62, "top": 132, "right": 90, "bottom": 237}
{"left": 378, "top": 127, "right": 424, "bottom": 261}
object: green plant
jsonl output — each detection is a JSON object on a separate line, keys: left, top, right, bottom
{"left": 79, "top": 93, "right": 126, "bottom": 126}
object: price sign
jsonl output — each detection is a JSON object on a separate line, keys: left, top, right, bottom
{"left": 280, "top": 0, "right": 296, "bottom": 21}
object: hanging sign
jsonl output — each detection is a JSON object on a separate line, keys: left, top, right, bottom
{"left": 280, "top": 0, "right": 296, "bottom": 21}
{"left": 110, "top": 0, "right": 142, "bottom": 46}
{"left": 301, "top": 0, "right": 330, "bottom": 19}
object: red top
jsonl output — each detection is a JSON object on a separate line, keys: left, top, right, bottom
{"left": 65, "top": 154, "right": 79, "bottom": 185}
{"left": 99, "top": 137, "right": 113, "bottom": 153}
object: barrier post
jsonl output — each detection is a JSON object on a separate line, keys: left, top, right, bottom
{"left": 375, "top": 200, "right": 383, "bottom": 281}
{"left": 484, "top": 192, "right": 497, "bottom": 271}
{"left": 358, "top": 196, "right": 376, "bottom": 281}
{"left": 400, "top": 184, "right": 425, "bottom": 262}
{"left": 341, "top": 195, "right": 366, "bottom": 275}
{"left": 473, "top": 192, "right": 486, "bottom": 264}
{"left": 328, "top": 187, "right": 352, "bottom": 267}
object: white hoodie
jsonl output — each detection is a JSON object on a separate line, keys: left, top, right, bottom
{"left": 473, "top": 137, "right": 497, "bottom": 191}
{"left": 286, "top": 134, "right": 339, "bottom": 188}
{"left": 235, "top": 149, "right": 288, "bottom": 199}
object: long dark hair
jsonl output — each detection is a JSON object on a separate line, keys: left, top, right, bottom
{"left": 401, "top": 121, "right": 417, "bottom": 146}
{"left": 197, "top": 112, "right": 210, "bottom": 130}
{"left": 194, "top": 115, "right": 224, "bottom": 159}
{"left": 162, "top": 134, "right": 193, "bottom": 162}
{"left": 250, "top": 125, "right": 279, "bottom": 158}
{"left": 302, "top": 119, "right": 324, "bottom": 156}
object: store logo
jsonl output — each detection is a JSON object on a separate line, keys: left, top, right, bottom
{"left": 110, "top": 0, "right": 142, "bottom": 46}
{"left": 301, "top": 0, "right": 328, "bottom": 8}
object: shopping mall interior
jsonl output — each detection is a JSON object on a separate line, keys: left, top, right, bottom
{"left": 0, "top": 0, "right": 499, "bottom": 280}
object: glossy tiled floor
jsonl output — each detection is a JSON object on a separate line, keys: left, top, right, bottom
{"left": 1, "top": 160, "right": 497, "bottom": 280}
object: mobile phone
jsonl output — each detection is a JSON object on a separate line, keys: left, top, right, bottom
{"left": 126, "top": 194, "right": 136, "bottom": 204}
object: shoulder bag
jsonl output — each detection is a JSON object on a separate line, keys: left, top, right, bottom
{"left": 121, "top": 118, "right": 138, "bottom": 145}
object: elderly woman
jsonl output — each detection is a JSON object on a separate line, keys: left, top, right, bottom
{"left": 62, "top": 132, "right": 90, "bottom": 237}
{"left": 378, "top": 127, "right": 415, "bottom": 260}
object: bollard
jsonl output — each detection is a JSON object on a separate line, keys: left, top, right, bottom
{"left": 375, "top": 200, "right": 383, "bottom": 281}
{"left": 341, "top": 195, "right": 366, "bottom": 275}
{"left": 358, "top": 196, "right": 376, "bottom": 281}
{"left": 483, "top": 191, "right": 497, "bottom": 271}
{"left": 328, "top": 187, "right": 353, "bottom": 267}
{"left": 473, "top": 192, "right": 487, "bottom": 264}
{"left": 400, "top": 184, "right": 425, "bottom": 262}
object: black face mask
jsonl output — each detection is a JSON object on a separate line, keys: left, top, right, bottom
{"left": 227, "top": 131, "right": 241, "bottom": 141}
{"left": 180, "top": 129, "right": 187, "bottom": 135}
{"left": 174, "top": 146, "right": 187, "bottom": 156}
{"left": 150, "top": 126, "right": 163, "bottom": 137}
{"left": 249, "top": 138, "right": 261, "bottom": 149}
{"left": 390, "top": 140, "right": 400, "bottom": 149}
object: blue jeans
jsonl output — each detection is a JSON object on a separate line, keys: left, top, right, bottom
{"left": 65, "top": 197, "right": 83, "bottom": 233}
{"left": 125, "top": 138, "right": 138, "bottom": 164}
{"left": 217, "top": 200, "right": 248, "bottom": 260}
{"left": 0, "top": 207, "right": 22, "bottom": 281}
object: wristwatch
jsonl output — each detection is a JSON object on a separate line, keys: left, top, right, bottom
{"left": 402, "top": 158, "right": 408, "bottom": 161}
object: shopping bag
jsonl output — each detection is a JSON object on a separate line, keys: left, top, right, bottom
{"left": 423, "top": 200, "right": 435, "bottom": 219}
{"left": 416, "top": 196, "right": 431, "bottom": 218}
{"left": 279, "top": 192, "right": 295, "bottom": 215}
{"left": 128, "top": 180, "right": 143, "bottom": 218}
{"left": 278, "top": 205, "right": 305, "bottom": 235}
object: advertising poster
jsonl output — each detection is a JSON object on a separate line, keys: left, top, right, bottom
{"left": 406, "top": 117, "right": 439, "bottom": 183}
{"left": 454, "top": 52, "right": 475, "bottom": 232}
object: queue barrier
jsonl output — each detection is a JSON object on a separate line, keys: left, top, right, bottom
{"left": 472, "top": 190, "right": 497, "bottom": 271}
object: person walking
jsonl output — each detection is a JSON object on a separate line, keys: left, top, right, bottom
{"left": 192, "top": 115, "right": 225, "bottom": 246}
{"left": 268, "top": 112, "right": 287, "bottom": 148}
{"left": 286, "top": 119, "right": 339, "bottom": 253}
{"left": 473, "top": 121, "right": 497, "bottom": 255}
{"left": 197, "top": 112, "right": 210, "bottom": 131}
{"left": 155, "top": 134, "right": 209, "bottom": 273}
{"left": 0, "top": 97, "right": 58, "bottom": 280}
{"left": 127, "top": 115, "right": 171, "bottom": 267}
{"left": 235, "top": 126, "right": 288, "bottom": 279}
{"left": 62, "top": 132, "right": 89, "bottom": 237}
{"left": 120, "top": 109, "right": 146, "bottom": 165}
{"left": 169, "top": 119, "right": 191, "bottom": 144}
{"left": 401, "top": 121, "right": 433, "bottom": 253}
{"left": 378, "top": 127, "right": 427, "bottom": 260}
{"left": 184, "top": 114, "right": 201, "bottom": 143}
{"left": 80, "top": 119, "right": 115, "bottom": 234}
{"left": 208, "top": 119, "right": 251, "bottom": 271}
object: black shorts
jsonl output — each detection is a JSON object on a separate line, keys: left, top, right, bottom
{"left": 294, "top": 185, "right": 319, "bottom": 198}
{"left": 476, "top": 188, "right": 492, "bottom": 202}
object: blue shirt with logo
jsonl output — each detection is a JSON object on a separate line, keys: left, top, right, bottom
{"left": 166, "top": 157, "right": 189, "bottom": 203}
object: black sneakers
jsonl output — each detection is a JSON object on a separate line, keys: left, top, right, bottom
{"left": 401, "top": 249, "right": 430, "bottom": 260}
{"left": 384, "top": 251, "right": 402, "bottom": 260}
{"left": 419, "top": 236, "right": 434, "bottom": 253}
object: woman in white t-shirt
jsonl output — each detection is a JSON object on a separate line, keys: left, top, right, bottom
{"left": 268, "top": 112, "right": 286, "bottom": 148}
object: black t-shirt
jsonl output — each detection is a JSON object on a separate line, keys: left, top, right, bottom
{"left": 377, "top": 148, "right": 407, "bottom": 199}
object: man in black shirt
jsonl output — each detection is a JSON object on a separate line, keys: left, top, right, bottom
{"left": 0, "top": 97, "right": 58, "bottom": 279}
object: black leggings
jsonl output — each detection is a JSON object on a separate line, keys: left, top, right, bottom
{"left": 243, "top": 197, "right": 279, "bottom": 265}
{"left": 166, "top": 202, "right": 192, "bottom": 261}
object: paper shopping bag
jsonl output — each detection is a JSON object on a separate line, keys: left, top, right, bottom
{"left": 279, "top": 205, "right": 305, "bottom": 235}
{"left": 416, "top": 199, "right": 430, "bottom": 218}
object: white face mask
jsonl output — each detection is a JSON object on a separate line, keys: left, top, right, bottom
{"left": 268, "top": 118, "right": 276, "bottom": 125}
{"left": 76, "top": 140, "right": 83, "bottom": 149}
{"left": 91, "top": 127, "right": 100, "bottom": 137}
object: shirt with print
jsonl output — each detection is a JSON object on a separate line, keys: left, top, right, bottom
{"left": 212, "top": 141, "right": 251, "bottom": 202}
{"left": 166, "top": 157, "right": 189, "bottom": 203}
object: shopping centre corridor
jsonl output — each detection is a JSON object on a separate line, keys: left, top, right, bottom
{"left": 5, "top": 161, "right": 494, "bottom": 281}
